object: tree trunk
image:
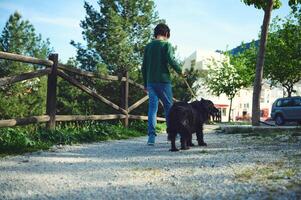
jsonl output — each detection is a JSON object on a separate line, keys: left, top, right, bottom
{"left": 252, "top": 0, "right": 274, "bottom": 126}
{"left": 287, "top": 85, "right": 293, "bottom": 97}
{"left": 228, "top": 98, "right": 233, "bottom": 122}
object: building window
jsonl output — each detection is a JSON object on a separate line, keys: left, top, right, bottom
{"left": 222, "top": 108, "right": 227, "bottom": 116}
{"left": 244, "top": 103, "right": 249, "bottom": 108}
{"left": 260, "top": 97, "right": 264, "bottom": 103}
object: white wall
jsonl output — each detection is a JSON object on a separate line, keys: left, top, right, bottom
{"left": 183, "top": 50, "right": 226, "bottom": 71}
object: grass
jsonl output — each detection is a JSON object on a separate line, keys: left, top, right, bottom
{"left": 0, "top": 120, "right": 166, "bottom": 157}
{"left": 156, "top": 122, "right": 167, "bottom": 133}
{"left": 240, "top": 130, "right": 301, "bottom": 144}
{"left": 233, "top": 130, "right": 301, "bottom": 192}
{"left": 235, "top": 157, "right": 301, "bottom": 193}
{"left": 235, "top": 162, "right": 297, "bottom": 181}
{"left": 218, "top": 121, "right": 252, "bottom": 126}
{"left": 218, "top": 121, "right": 301, "bottom": 135}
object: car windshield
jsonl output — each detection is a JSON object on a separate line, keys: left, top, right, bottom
{"left": 282, "top": 99, "right": 294, "bottom": 107}
{"left": 293, "top": 98, "right": 301, "bottom": 106}
{"left": 276, "top": 100, "right": 282, "bottom": 107}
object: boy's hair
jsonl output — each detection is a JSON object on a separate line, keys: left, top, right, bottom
{"left": 154, "top": 23, "right": 170, "bottom": 38}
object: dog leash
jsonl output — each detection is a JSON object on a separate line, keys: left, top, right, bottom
{"left": 182, "top": 77, "right": 198, "bottom": 100}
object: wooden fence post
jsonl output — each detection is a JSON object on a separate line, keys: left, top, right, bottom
{"left": 46, "top": 54, "right": 58, "bottom": 130}
{"left": 124, "top": 71, "right": 129, "bottom": 127}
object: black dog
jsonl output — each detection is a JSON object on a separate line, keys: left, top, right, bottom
{"left": 167, "top": 98, "right": 219, "bottom": 151}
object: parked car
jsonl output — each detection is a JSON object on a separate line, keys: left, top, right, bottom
{"left": 271, "top": 96, "right": 301, "bottom": 125}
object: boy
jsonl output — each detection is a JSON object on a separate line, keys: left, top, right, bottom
{"left": 142, "top": 23, "right": 183, "bottom": 145}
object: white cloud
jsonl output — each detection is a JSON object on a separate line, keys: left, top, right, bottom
{"left": 0, "top": 1, "right": 81, "bottom": 30}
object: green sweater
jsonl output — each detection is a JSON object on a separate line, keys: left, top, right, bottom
{"left": 141, "top": 39, "right": 182, "bottom": 87}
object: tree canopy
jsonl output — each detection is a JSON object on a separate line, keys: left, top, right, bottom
{"left": 0, "top": 12, "right": 52, "bottom": 76}
{"left": 0, "top": 12, "right": 52, "bottom": 119}
{"left": 72, "top": 0, "right": 159, "bottom": 74}
{"left": 265, "top": 11, "right": 301, "bottom": 97}
{"left": 241, "top": 0, "right": 301, "bottom": 126}
{"left": 205, "top": 55, "right": 252, "bottom": 121}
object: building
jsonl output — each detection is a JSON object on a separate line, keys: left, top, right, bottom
{"left": 183, "top": 50, "right": 301, "bottom": 122}
{"left": 183, "top": 49, "right": 226, "bottom": 71}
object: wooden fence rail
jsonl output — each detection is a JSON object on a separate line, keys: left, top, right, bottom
{"left": 0, "top": 51, "right": 53, "bottom": 66}
{"left": 57, "top": 69, "right": 128, "bottom": 114}
{"left": 0, "top": 68, "right": 51, "bottom": 87}
{"left": 0, "top": 51, "right": 166, "bottom": 129}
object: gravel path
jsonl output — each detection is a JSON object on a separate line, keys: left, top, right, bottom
{"left": 1, "top": 125, "right": 301, "bottom": 200}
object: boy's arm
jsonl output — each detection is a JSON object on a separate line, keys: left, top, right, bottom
{"left": 141, "top": 47, "right": 147, "bottom": 88}
{"left": 166, "top": 43, "right": 182, "bottom": 75}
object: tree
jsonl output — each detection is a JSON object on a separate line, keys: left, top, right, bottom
{"left": 241, "top": 0, "right": 301, "bottom": 126}
{"left": 72, "top": 0, "right": 159, "bottom": 74}
{"left": 0, "top": 12, "right": 52, "bottom": 118}
{"left": 230, "top": 41, "right": 258, "bottom": 86}
{"left": 265, "top": 12, "right": 301, "bottom": 97}
{"left": 56, "top": 57, "right": 121, "bottom": 116}
{"left": 205, "top": 56, "right": 251, "bottom": 122}
{"left": 72, "top": 0, "right": 159, "bottom": 110}
{"left": 0, "top": 12, "right": 51, "bottom": 75}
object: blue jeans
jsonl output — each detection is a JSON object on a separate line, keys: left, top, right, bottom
{"left": 147, "top": 83, "right": 173, "bottom": 136}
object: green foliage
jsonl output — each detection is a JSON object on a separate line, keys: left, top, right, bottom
{"left": 0, "top": 120, "right": 149, "bottom": 155}
{"left": 0, "top": 127, "right": 49, "bottom": 154}
{"left": 289, "top": 0, "right": 301, "bottom": 11}
{"left": 0, "top": 12, "right": 52, "bottom": 119}
{"left": 241, "top": 0, "right": 301, "bottom": 125}
{"left": 206, "top": 56, "right": 248, "bottom": 100}
{"left": 241, "top": 0, "right": 301, "bottom": 11}
{"left": 0, "top": 12, "right": 52, "bottom": 74}
{"left": 72, "top": 0, "right": 159, "bottom": 74}
{"left": 64, "top": 1, "right": 160, "bottom": 117}
{"left": 205, "top": 54, "right": 253, "bottom": 121}
{"left": 230, "top": 41, "right": 258, "bottom": 87}
{"left": 129, "top": 120, "right": 148, "bottom": 133}
{"left": 265, "top": 11, "right": 301, "bottom": 97}
{"left": 0, "top": 128, "right": 35, "bottom": 151}
{"left": 155, "top": 122, "right": 167, "bottom": 133}
{"left": 241, "top": 0, "right": 281, "bottom": 10}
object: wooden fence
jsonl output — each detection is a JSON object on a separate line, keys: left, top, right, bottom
{"left": 0, "top": 51, "right": 166, "bottom": 129}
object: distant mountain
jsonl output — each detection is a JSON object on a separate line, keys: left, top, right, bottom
{"left": 230, "top": 40, "right": 259, "bottom": 55}
{"left": 216, "top": 40, "right": 259, "bottom": 55}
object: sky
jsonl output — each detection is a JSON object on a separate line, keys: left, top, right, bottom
{"left": 0, "top": 0, "right": 293, "bottom": 62}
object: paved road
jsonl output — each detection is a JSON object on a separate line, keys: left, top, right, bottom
{"left": 0, "top": 126, "right": 300, "bottom": 200}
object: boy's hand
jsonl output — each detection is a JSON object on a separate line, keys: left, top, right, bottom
{"left": 144, "top": 87, "right": 148, "bottom": 94}
{"left": 181, "top": 72, "right": 188, "bottom": 78}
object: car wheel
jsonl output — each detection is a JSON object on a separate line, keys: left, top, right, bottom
{"left": 275, "top": 114, "right": 285, "bottom": 126}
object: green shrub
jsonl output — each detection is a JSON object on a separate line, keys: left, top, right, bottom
{"left": 0, "top": 120, "right": 151, "bottom": 156}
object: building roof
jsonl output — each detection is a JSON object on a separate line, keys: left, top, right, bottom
{"left": 183, "top": 49, "right": 226, "bottom": 71}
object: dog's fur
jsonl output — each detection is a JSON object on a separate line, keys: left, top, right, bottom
{"left": 167, "top": 98, "right": 219, "bottom": 151}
